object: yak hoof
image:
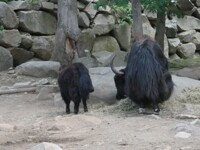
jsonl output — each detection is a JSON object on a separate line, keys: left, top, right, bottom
{"left": 153, "top": 108, "right": 160, "bottom": 115}
{"left": 138, "top": 108, "right": 146, "bottom": 114}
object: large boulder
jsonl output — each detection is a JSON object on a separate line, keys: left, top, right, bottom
{"left": 0, "top": 29, "right": 21, "bottom": 48}
{"left": 175, "top": 16, "right": 200, "bottom": 31}
{"left": 113, "top": 23, "right": 131, "bottom": 51}
{"left": 168, "top": 38, "right": 181, "bottom": 54}
{"left": 177, "top": 0, "right": 194, "bottom": 11}
{"left": 0, "top": 2, "right": 19, "bottom": 29}
{"left": 31, "top": 36, "right": 55, "bottom": 60}
{"left": 78, "top": 11, "right": 90, "bottom": 28}
{"left": 15, "top": 61, "right": 60, "bottom": 78}
{"left": 10, "top": 48, "right": 34, "bottom": 66}
{"left": 165, "top": 19, "right": 178, "bottom": 38}
{"left": 172, "top": 66, "right": 200, "bottom": 80}
{"left": 192, "top": 32, "right": 200, "bottom": 51}
{"left": 92, "top": 13, "right": 115, "bottom": 35}
{"left": 77, "top": 29, "right": 95, "bottom": 57}
{"left": 92, "top": 36, "right": 120, "bottom": 53}
{"left": 0, "top": 46, "right": 13, "bottom": 71}
{"left": 177, "top": 43, "right": 196, "bottom": 59}
{"left": 84, "top": 2, "right": 97, "bottom": 19}
{"left": 92, "top": 51, "right": 113, "bottom": 67}
{"left": 20, "top": 33, "right": 33, "bottom": 49}
{"left": 18, "top": 11, "right": 56, "bottom": 35}
{"left": 8, "top": 0, "right": 41, "bottom": 11}
{"left": 178, "top": 30, "right": 196, "bottom": 43}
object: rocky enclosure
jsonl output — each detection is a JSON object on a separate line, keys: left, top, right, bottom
{"left": 1, "top": 0, "right": 200, "bottom": 71}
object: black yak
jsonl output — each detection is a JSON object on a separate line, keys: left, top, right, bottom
{"left": 58, "top": 63, "right": 94, "bottom": 114}
{"left": 111, "top": 35, "right": 174, "bottom": 114}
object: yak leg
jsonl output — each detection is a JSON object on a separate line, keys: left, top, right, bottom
{"left": 138, "top": 100, "right": 146, "bottom": 114}
{"left": 82, "top": 98, "right": 88, "bottom": 112}
{"left": 65, "top": 101, "right": 70, "bottom": 114}
{"left": 152, "top": 100, "right": 160, "bottom": 115}
{"left": 74, "top": 97, "right": 81, "bottom": 114}
{"left": 60, "top": 92, "right": 70, "bottom": 114}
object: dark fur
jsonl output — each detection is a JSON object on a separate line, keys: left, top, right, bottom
{"left": 113, "top": 36, "right": 174, "bottom": 113}
{"left": 58, "top": 63, "right": 94, "bottom": 114}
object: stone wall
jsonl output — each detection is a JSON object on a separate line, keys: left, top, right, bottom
{"left": 0, "top": 0, "right": 200, "bottom": 71}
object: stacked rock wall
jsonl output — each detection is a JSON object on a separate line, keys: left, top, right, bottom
{"left": 0, "top": 0, "right": 200, "bottom": 71}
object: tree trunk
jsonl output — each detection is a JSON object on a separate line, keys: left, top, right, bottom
{"left": 155, "top": 12, "right": 166, "bottom": 52}
{"left": 51, "top": 0, "right": 80, "bottom": 65}
{"left": 132, "top": 0, "right": 143, "bottom": 39}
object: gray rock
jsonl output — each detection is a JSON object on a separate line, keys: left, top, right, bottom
{"left": 177, "top": 43, "right": 196, "bottom": 59}
{"left": 15, "top": 61, "right": 60, "bottom": 78}
{"left": 177, "top": 0, "right": 194, "bottom": 11}
{"left": 84, "top": 2, "right": 97, "bottom": 19}
{"left": 78, "top": 11, "right": 90, "bottom": 28}
{"left": 92, "top": 51, "right": 113, "bottom": 67}
{"left": 165, "top": 19, "right": 178, "bottom": 38}
{"left": 12, "top": 81, "right": 32, "bottom": 88}
{"left": 93, "top": 13, "right": 115, "bottom": 35}
{"left": 41, "top": 2, "right": 55, "bottom": 11}
{"left": 142, "top": 14, "right": 155, "bottom": 39}
{"left": 0, "top": 46, "right": 13, "bottom": 71}
{"left": 73, "top": 55, "right": 99, "bottom": 68}
{"left": 175, "top": 16, "right": 200, "bottom": 31}
{"left": 20, "top": 33, "right": 33, "bottom": 49}
{"left": 77, "top": 29, "right": 95, "bottom": 57}
{"left": 169, "top": 53, "right": 180, "bottom": 60}
{"left": 92, "top": 36, "right": 120, "bottom": 52}
{"left": 36, "top": 85, "right": 59, "bottom": 93}
{"left": 18, "top": 11, "right": 56, "bottom": 35}
{"left": 31, "top": 79, "right": 49, "bottom": 86}
{"left": 196, "top": 0, "right": 200, "bottom": 7}
{"left": 168, "top": 38, "right": 181, "bottom": 54}
{"left": 0, "top": 29, "right": 21, "bottom": 48}
{"left": 172, "top": 123, "right": 200, "bottom": 136}
{"left": 29, "top": 142, "right": 63, "bottom": 150}
{"left": 172, "top": 66, "right": 200, "bottom": 80}
{"left": 190, "top": 119, "right": 200, "bottom": 127}
{"left": 192, "top": 32, "right": 200, "bottom": 51}
{"left": 193, "top": 7, "right": 200, "bottom": 19}
{"left": 77, "top": 1, "right": 85, "bottom": 10}
{"left": 0, "top": 2, "right": 19, "bottom": 29}
{"left": 178, "top": 30, "right": 196, "bottom": 43}
{"left": 113, "top": 23, "right": 131, "bottom": 51}
{"left": 175, "top": 132, "right": 191, "bottom": 139}
{"left": 31, "top": 36, "right": 55, "bottom": 60}
{"left": 176, "top": 114, "right": 199, "bottom": 119}
{"left": 10, "top": 47, "right": 34, "bottom": 66}
{"left": 8, "top": 0, "right": 41, "bottom": 11}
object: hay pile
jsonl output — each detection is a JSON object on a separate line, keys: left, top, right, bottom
{"left": 92, "top": 87, "right": 200, "bottom": 115}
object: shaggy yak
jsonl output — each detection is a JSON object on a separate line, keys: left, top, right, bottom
{"left": 111, "top": 35, "right": 174, "bottom": 114}
{"left": 58, "top": 63, "right": 94, "bottom": 114}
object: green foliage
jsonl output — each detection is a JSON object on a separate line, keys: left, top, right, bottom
{"left": 97, "top": 0, "right": 183, "bottom": 22}
{"left": 97, "top": 0, "right": 132, "bottom": 25}
{"left": 141, "top": 0, "right": 183, "bottom": 17}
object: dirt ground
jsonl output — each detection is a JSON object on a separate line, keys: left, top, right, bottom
{"left": 0, "top": 71, "right": 200, "bottom": 150}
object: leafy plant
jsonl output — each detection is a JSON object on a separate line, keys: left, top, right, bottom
{"left": 97, "top": 0, "right": 132, "bottom": 25}
{"left": 0, "top": 0, "right": 13, "bottom": 3}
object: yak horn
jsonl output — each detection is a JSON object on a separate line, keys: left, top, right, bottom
{"left": 110, "top": 54, "right": 124, "bottom": 75}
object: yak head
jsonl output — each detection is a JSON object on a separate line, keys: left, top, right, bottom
{"left": 110, "top": 55, "right": 126, "bottom": 100}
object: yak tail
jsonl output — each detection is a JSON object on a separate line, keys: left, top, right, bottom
{"left": 126, "top": 39, "right": 165, "bottom": 101}
{"left": 79, "top": 74, "right": 94, "bottom": 98}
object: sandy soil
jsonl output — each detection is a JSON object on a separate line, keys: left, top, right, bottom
{"left": 0, "top": 71, "right": 200, "bottom": 150}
